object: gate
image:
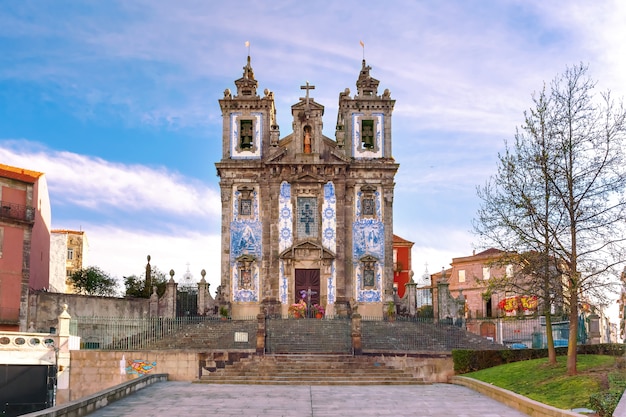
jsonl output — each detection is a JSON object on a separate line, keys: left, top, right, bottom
{"left": 177, "top": 284, "right": 198, "bottom": 318}
{"left": 0, "top": 365, "right": 54, "bottom": 417}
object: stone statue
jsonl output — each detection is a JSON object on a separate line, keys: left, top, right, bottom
{"left": 304, "top": 126, "right": 312, "bottom": 154}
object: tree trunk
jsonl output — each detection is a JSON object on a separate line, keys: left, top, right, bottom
{"left": 566, "top": 287, "right": 578, "bottom": 375}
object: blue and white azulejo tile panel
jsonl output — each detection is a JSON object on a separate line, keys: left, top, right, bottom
{"left": 231, "top": 186, "right": 262, "bottom": 302}
{"left": 278, "top": 182, "right": 292, "bottom": 252}
{"left": 322, "top": 182, "right": 336, "bottom": 253}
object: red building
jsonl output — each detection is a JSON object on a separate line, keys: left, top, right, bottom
{"left": 392, "top": 234, "right": 414, "bottom": 298}
{"left": 0, "top": 164, "right": 51, "bottom": 331}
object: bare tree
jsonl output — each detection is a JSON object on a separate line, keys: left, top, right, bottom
{"left": 475, "top": 64, "right": 626, "bottom": 375}
{"left": 476, "top": 86, "right": 562, "bottom": 364}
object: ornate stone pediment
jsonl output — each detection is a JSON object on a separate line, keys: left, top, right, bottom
{"left": 235, "top": 254, "right": 256, "bottom": 263}
{"left": 279, "top": 240, "right": 335, "bottom": 261}
{"left": 360, "top": 254, "right": 379, "bottom": 263}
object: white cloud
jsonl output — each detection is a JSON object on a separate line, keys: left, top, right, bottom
{"left": 79, "top": 224, "right": 222, "bottom": 294}
{"left": 0, "top": 141, "right": 221, "bottom": 218}
{"left": 1, "top": 141, "right": 223, "bottom": 295}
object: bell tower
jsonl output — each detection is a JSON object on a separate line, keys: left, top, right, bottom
{"left": 218, "top": 55, "right": 279, "bottom": 160}
{"left": 336, "top": 60, "right": 395, "bottom": 159}
{"left": 216, "top": 55, "right": 279, "bottom": 313}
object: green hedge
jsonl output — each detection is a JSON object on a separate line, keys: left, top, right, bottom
{"left": 452, "top": 343, "right": 626, "bottom": 374}
{"left": 589, "top": 390, "right": 623, "bottom": 417}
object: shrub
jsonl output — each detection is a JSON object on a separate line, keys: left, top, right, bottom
{"left": 588, "top": 391, "right": 623, "bottom": 417}
{"left": 452, "top": 343, "right": 624, "bottom": 374}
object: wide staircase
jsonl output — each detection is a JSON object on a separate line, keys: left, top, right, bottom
{"left": 196, "top": 354, "right": 427, "bottom": 385}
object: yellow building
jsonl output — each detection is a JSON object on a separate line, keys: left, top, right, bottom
{"left": 50, "top": 229, "right": 89, "bottom": 293}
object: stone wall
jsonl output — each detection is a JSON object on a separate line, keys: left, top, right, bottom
{"left": 28, "top": 292, "right": 151, "bottom": 332}
{"left": 66, "top": 350, "right": 199, "bottom": 403}
{"left": 374, "top": 354, "right": 454, "bottom": 383}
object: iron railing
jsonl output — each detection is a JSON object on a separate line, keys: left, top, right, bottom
{"left": 67, "top": 314, "right": 579, "bottom": 353}
{"left": 0, "top": 200, "right": 35, "bottom": 223}
{"left": 70, "top": 316, "right": 258, "bottom": 350}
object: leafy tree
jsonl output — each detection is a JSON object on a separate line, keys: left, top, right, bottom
{"left": 124, "top": 266, "right": 168, "bottom": 298}
{"left": 68, "top": 266, "right": 118, "bottom": 296}
{"left": 475, "top": 64, "right": 626, "bottom": 375}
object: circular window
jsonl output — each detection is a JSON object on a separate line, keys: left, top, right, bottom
{"left": 44, "top": 338, "right": 55, "bottom": 348}
{"left": 29, "top": 338, "right": 41, "bottom": 347}
{"left": 14, "top": 337, "right": 26, "bottom": 346}
{"left": 0, "top": 337, "right": 10, "bottom": 345}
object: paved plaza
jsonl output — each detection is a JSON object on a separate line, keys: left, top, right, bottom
{"left": 86, "top": 381, "right": 530, "bottom": 417}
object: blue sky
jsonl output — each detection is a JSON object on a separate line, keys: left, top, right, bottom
{"left": 1, "top": 1, "right": 626, "bottom": 306}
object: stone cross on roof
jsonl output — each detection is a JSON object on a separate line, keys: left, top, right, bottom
{"left": 300, "top": 81, "right": 315, "bottom": 108}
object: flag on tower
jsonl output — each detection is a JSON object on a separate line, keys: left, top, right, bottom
{"left": 359, "top": 40, "right": 364, "bottom": 48}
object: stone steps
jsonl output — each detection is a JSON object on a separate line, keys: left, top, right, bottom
{"left": 197, "top": 354, "right": 428, "bottom": 385}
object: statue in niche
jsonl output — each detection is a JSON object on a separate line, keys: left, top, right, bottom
{"left": 303, "top": 125, "right": 312, "bottom": 154}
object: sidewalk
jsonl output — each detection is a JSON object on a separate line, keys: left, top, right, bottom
{"left": 85, "top": 381, "right": 530, "bottom": 417}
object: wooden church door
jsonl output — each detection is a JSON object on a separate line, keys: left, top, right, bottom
{"left": 295, "top": 269, "right": 320, "bottom": 309}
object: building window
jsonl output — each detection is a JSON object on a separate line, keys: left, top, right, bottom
{"left": 482, "top": 266, "right": 490, "bottom": 280}
{"left": 237, "top": 186, "right": 254, "bottom": 217}
{"left": 67, "top": 248, "right": 74, "bottom": 260}
{"left": 458, "top": 269, "right": 466, "bottom": 283}
{"left": 240, "top": 119, "right": 253, "bottom": 149}
{"left": 361, "top": 119, "right": 374, "bottom": 149}
{"left": 240, "top": 199, "right": 252, "bottom": 216}
{"left": 362, "top": 197, "right": 375, "bottom": 216}
{"left": 297, "top": 197, "right": 318, "bottom": 238}
{"left": 361, "top": 255, "right": 377, "bottom": 288}
{"left": 360, "top": 185, "right": 377, "bottom": 218}
{"left": 236, "top": 255, "right": 255, "bottom": 290}
{"left": 0, "top": 227, "right": 3, "bottom": 258}
{"left": 506, "top": 264, "right": 513, "bottom": 278}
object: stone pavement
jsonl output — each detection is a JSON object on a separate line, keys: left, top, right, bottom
{"left": 86, "top": 381, "right": 530, "bottom": 417}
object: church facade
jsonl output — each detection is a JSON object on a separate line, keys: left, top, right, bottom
{"left": 216, "top": 56, "right": 398, "bottom": 318}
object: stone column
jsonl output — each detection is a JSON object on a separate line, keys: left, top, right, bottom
{"left": 256, "top": 313, "right": 266, "bottom": 354}
{"left": 197, "top": 270, "right": 208, "bottom": 315}
{"left": 56, "top": 304, "right": 71, "bottom": 404}
{"left": 405, "top": 272, "right": 417, "bottom": 317}
{"left": 149, "top": 286, "right": 159, "bottom": 317}
{"left": 164, "top": 270, "right": 178, "bottom": 318}
{"left": 351, "top": 313, "right": 362, "bottom": 355}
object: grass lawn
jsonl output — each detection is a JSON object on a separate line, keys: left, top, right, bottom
{"left": 463, "top": 354, "right": 621, "bottom": 410}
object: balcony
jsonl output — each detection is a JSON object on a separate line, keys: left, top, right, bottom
{"left": 0, "top": 200, "right": 35, "bottom": 223}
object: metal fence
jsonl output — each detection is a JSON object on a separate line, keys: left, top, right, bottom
{"left": 360, "top": 316, "right": 501, "bottom": 352}
{"left": 464, "top": 316, "right": 572, "bottom": 348}
{"left": 68, "top": 314, "right": 577, "bottom": 353}
{"left": 70, "top": 316, "right": 258, "bottom": 351}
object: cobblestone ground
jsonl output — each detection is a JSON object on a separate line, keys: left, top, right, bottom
{"left": 86, "top": 381, "right": 530, "bottom": 417}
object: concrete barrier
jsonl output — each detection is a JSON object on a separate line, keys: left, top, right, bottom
{"left": 21, "top": 374, "right": 168, "bottom": 417}
{"left": 451, "top": 376, "right": 582, "bottom": 417}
